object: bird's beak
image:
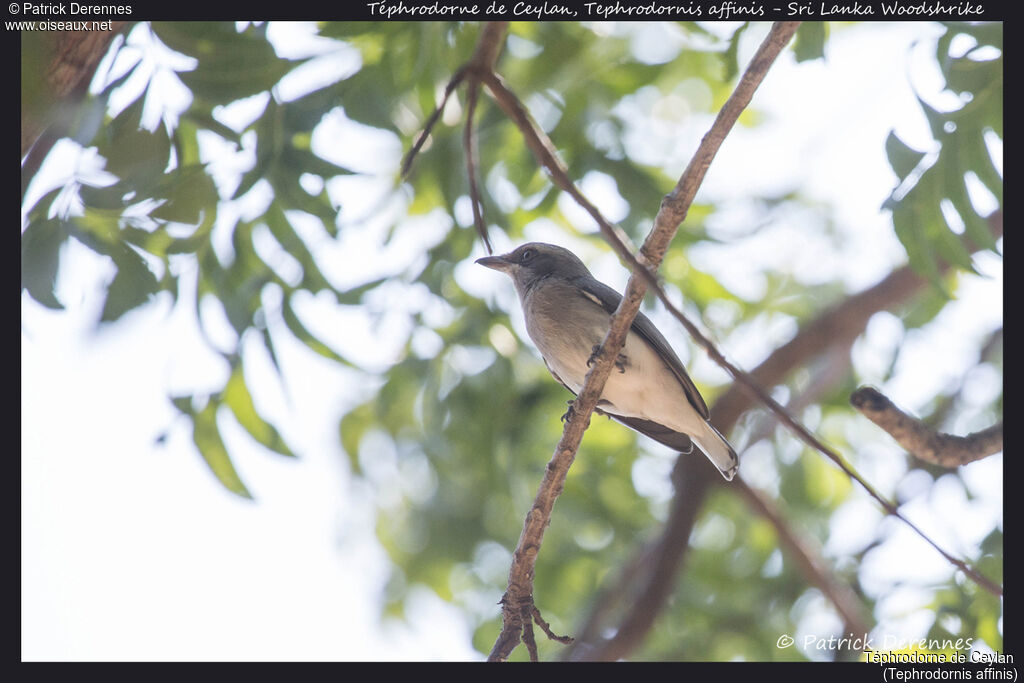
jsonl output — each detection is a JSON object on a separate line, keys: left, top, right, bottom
{"left": 475, "top": 254, "right": 514, "bottom": 273}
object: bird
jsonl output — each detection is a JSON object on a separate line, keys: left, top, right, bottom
{"left": 476, "top": 242, "right": 738, "bottom": 481}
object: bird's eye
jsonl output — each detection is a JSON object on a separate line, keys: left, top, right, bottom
{"left": 520, "top": 249, "right": 535, "bottom": 262}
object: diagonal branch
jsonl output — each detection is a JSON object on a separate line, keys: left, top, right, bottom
{"left": 734, "top": 477, "right": 872, "bottom": 641}
{"left": 567, "top": 345, "right": 859, "bottom": 660}
{"left": 485, "top": 21, "right": 802, "bottom": 662}
{"left": 851, "top": 387, "right": 1003, "bottom": 467}
{"left": 400, "top": 65, "right": 469, "bottom": 178}
{"left": 484, "top": 19, "right": 1001, "bottom": 601}
{"left": 463, "top": 80, "right": 491, "bottom": 253}
{"left": 423, "top": 20, "right": 1000, "bottom": 660}
{"left": 570, "top": 212, "right": 1003, "bottom": 660}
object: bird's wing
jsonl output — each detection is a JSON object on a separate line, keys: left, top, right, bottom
{"left": 608, "top": 414, "right": 695, "bottom": 453}
{"left": 573, "top": 275, "right": 710, "bottom": 420}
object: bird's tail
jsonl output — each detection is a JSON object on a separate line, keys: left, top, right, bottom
{"left": 691, "top": 423, "right": 739, "bottom": 481}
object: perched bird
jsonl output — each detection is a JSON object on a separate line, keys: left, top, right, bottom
{"left": 477, "top": 242, "right": 738, "bottom": 481}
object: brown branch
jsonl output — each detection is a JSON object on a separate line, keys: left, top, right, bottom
{"left": 400, "top": 65, "right": 469, "bottom": 178}
{"left": 21, "top": 23, "right": 129, "bottom": 157}
{"left": 480, "top": 19, "right": 999, "bottom": 604}
{"left": 463, "top": 80, "right": 492, "bottom": 253}
{"left": 21, "top": 23, "right": 130, "bottom": 196}
{"left": 571, "top": 350, "right": 870, "bottom": 658}
{"left": 565, "top": 455, "right": 716, "bottom": 661}
{"left": 571, "top": 212, "right": 1003, "bottom": 660}
{"left": 734, "top": 478, "right": 872, "bottom": 643}
{"left": 437, "top": 20, "right": 1000, "bottom": 659}
{"left": 851, "top": 387, "right": 1003, "bottom": 467}
{"left": 486, "top": 21, "right": 802, "bottom": 662}
{"left": 479, "top": 70, "right": 641, "bottom": 256}
{"left": 402, "top": 23, "right": 508, "bottom": 249}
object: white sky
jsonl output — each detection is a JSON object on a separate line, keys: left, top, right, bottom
{"left": 21, "top": 21, "right": 1002, "bottom": 661}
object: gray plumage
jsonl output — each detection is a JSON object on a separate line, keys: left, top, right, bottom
{"left": 477, "top": 242, "right": 739, "bottom": 481}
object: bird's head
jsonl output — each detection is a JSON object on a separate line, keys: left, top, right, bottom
{"left": 476, "top": 242, "right": 592, "bottom": 296}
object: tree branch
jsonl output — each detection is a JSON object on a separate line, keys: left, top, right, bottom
{"left": 22, "top": 24, "right": 130, "bottom": 197}
{"left": 851, "top": 387, "right": 1003, "bottom": 467}
{"left": 428, "top": 20, "right": 1001, "bottom": 659}
{"left": 463, "top": 79, "right": 491, "bottom": 253}
{"left": 571, "top": 213, "right": 1002, "bottom": 660}
{"left": 734, "top": 477, "right": 872, "bottom": 642}
{"left": 485, "top": 21, "right": 801, "bottom": 662}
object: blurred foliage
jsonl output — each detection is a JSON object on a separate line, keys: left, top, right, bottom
{"left": 883, "top": 22, "right": 1002, "bottom": 293}
{"left": 21, "top": 21, "right": 1001, "bottom": 661}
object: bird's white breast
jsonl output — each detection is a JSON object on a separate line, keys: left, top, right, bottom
{"left": 522, "top": 283, "right": 704, "bottom": 436}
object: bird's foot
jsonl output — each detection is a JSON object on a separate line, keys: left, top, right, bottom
{"left": 587, "top": 344, "right": 627, "bottom": 373}
{"left": 561, "top": 400, "right": 576, "bottom": 423}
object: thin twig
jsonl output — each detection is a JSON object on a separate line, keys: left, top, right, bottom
{"left": 532, "top": 606, "right": 573, "bottom": 645}
{"left": 851, "top": 387, "right": 1003, "bottom": 467}
{"left": 402, "top": 23, "right": 508, "bottom": 243}
{"left": 521, "top": 600, "right": 539, "bottom": 662}
{"left": 463, "top": 80, "right": 492, "bottom": 253}
{"left": 400, "top": 65, "right": 469, "bottom": 178}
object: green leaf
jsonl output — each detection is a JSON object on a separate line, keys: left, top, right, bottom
{"left": 263, "top": 205, "right": 332, "bottom": 292}
{"left": 281, "top": 295, "right": 353, "bottom": 366}
{"left": 721, "top": 24, "right": 750, "bottom": 81}
{"left": 891, "top": 202, "right": 947, "bottom": 296}
{"left": 151, "top": 165, "right": 220, "bottom": 225}
{"left": 901, "top": 276, "right": 954, "bottom": 329}
{"left": 223, "top": 363, "right": 294, "bottom": 457}
{"left": 260, "top": 326, "right": 284, "bottom": 379}
{"left": 339, "top": 402, "right": 374, "bottom": 475}
{"left": 100, "top": 245, "right": 160, "bottom": 322}
{"left": 885, "top": 131, "right": 926, "bottom": 182}
{"left": 78, "top": 182, "right": 132, "bottom": 211}
{"left": 963, "top": 132, "right": 1002, "bottom": 205}
{"left": 192, "top": 400, "right": 253, "bottom": 499}
{"left": 229, "top": 98, "right": 279, "bottom": 202}
{"left": 96, "top": 97, "right": 172, "bottom": 186}
{"left": 152, "top": 22, "right": 294, "bottom": 103}
{"left": 183, "top": 108, "right": 243, "bottom": 144}
{"left": 21, "top": 218, "right": 67, "bottom": 309}
{"left": 336, "top": 276, "right": 389, "bottom": 305}
{"left": 171, "top": 395, "right": 193, "bottom": 414}
{"left": 793, "top": 22, "right": 826, "bottom": 63}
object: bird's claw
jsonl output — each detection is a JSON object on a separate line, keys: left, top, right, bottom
{"left": 561, "top": 400, "right": 576, "bottom": 423}
{"left": 587, "top": 344, "right": 627, "bottom": 373}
